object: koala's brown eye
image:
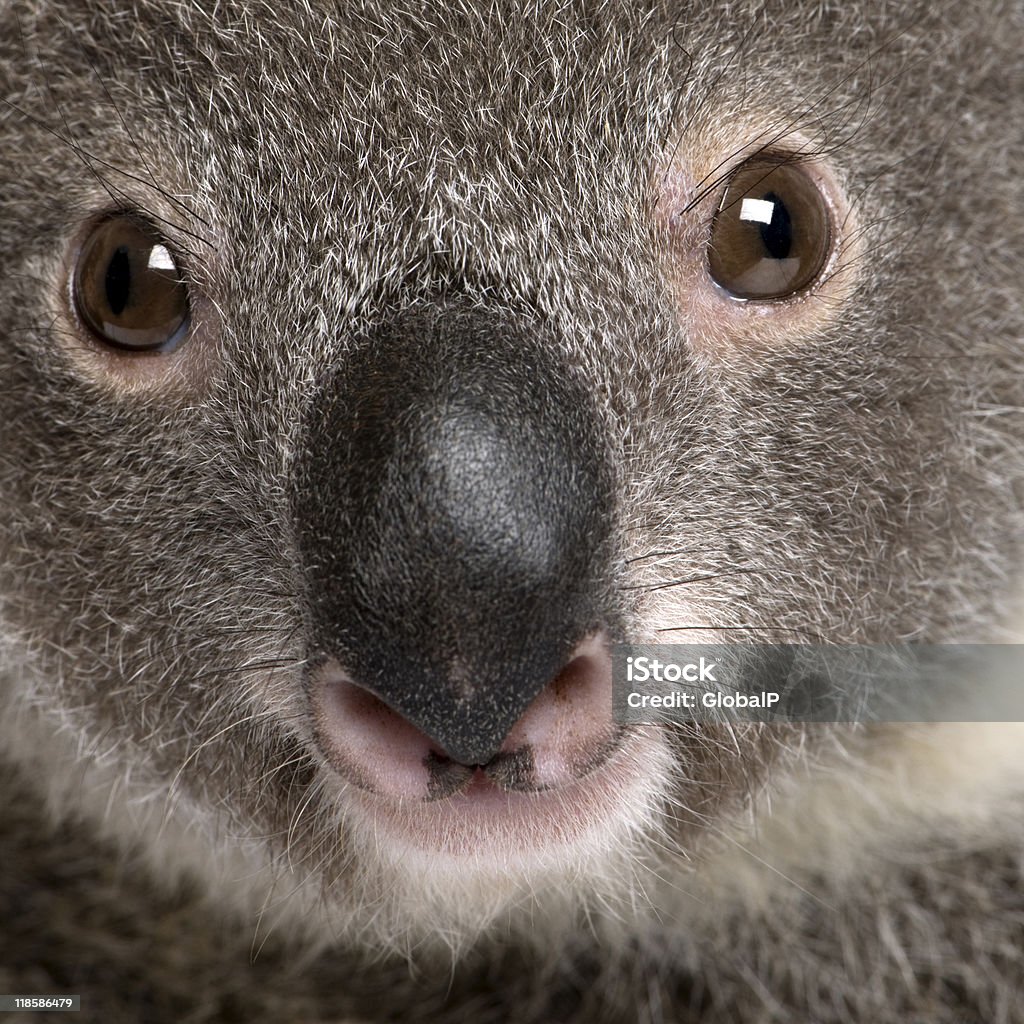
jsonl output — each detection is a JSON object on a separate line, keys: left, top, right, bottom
{"left": 73, "top": 217, "right": 190, "bottom": 351}
{"left": 707, "top": 159, "right": 832, "bottom": 300}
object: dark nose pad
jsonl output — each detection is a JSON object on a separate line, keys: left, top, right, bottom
{"left": 292, "top": 302, "right": 614, "bottom": 765}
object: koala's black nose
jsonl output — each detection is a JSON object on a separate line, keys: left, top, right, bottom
{"left": 292, "top": 303, "right": 614, "bottom": 766}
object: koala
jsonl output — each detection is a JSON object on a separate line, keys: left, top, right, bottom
{"left": 1, "top": 0, "right": 1022, "bottom": 1021}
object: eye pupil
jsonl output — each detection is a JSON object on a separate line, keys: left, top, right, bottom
{"left": 73, "top": 216, "right": 190, "bottom": 352}
{"left": 104, "top": 246, "right": 132, "bottom": 316}
{"left": 756, "top": 192, "right": 793, "bottom": 260}
{"left": 707, "top": 159, "right": 831, "bottom": 301}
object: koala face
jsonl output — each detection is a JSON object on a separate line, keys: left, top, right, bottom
{"left": 0, "top": 0, "right": 1021, "bottom": 965}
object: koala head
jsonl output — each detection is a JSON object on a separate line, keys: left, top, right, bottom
{"left": 1, "top": 0, "right": 1021, "bottom": 956}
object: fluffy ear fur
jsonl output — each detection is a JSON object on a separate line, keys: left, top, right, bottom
{"left": 0, "top": 1, "right": 1022, "bottom": 1022}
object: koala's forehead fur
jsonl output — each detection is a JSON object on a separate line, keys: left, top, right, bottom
{"left": 1, "top": 0, "right": 1023, "bottom": 1021}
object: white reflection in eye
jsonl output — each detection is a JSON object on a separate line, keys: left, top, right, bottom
{"left": 739, "top": 197, "right": 775, "bottom": 225}
{"left": 147, "top": 243, "right": 175, "bottom": 271}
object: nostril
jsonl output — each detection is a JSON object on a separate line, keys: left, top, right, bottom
{"left": 310, "top": 636, "right": 618, "bottom": 801}
{"left": 312, "top": 673, "right": 461, "bottom": 800}
{"left": 486, "top": 636, "right": 618, "bottom": 791}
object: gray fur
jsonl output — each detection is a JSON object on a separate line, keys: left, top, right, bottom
{"left": 1, "top": 0, "right": 1022, "bottom": 1021}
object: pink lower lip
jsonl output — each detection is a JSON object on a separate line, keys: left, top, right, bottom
{"left": 340, "top": 729, "right": 662, "bottom": 857}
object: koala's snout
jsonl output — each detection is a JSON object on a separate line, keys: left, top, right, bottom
{"left": 292, "top": 303, "right": 616, "bottom": 779}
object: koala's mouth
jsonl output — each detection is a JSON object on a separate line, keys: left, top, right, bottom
{"left": 308, "top": 636, "right": 651, "bottom": 849}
